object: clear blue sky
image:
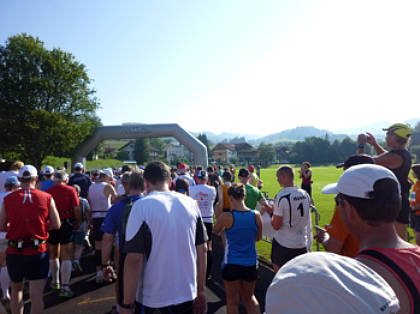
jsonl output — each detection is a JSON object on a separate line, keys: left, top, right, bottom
{"left": 1, "top": 1, "right": 419, "bottom": 136}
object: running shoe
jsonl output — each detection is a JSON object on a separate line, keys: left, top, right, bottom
{"left": 50, "top": 282, "right": 60, "bottom": 291}
{"left": 95, "top": 273, "right": 104, "bottom": 284}
{"left": 59, "top": 288, "right": 74, "bottom": 298}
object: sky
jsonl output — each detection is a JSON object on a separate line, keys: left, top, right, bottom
{"left": 1, "top": 1, "right": 420, "bottom": 136}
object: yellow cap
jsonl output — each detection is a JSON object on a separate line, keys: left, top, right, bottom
{"left": 382, "top": 123, "right": 412, "bottom": 139}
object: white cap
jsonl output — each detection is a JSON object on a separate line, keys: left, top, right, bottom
{"left": 101, "top": 168, "right": 113, "bottom": 178}
{"left": 74, "top": 162, "right": 84, "bottom": 169}
{"left": 321, "top": 164, "right": 400, "bottom": 199}
{"left": 18, "top": 165, "right": 38, "bottom": 178}
{"left": 42, "top": 165, "right": 54, "bottom": 175}
{"left": 265, "top": 252, "right": 400, "bottom": 314}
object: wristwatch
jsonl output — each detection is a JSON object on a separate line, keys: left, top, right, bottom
{"left": 120, "top": 303, "right": 135, "bottom": 310}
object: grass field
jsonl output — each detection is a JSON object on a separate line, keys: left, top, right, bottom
{"left": 254, "top": 165, "right": 342, "bottom": 260}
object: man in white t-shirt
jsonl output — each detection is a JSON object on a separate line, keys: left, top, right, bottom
{"left": 173, "top": 163, "right": 195, "bottom": 187}
{"left": 265, "top": 166, "right": 312, "bottom": 273}
{"left": 189, "top": 170, "right": 216, "bottom": 281}
{"left": 121, "top": 161, "right": 207, "bottom": 314}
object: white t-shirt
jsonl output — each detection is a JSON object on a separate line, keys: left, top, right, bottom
{"left": 273, "top": 187, "right": 313, "bottom": 249}
{"left": 189, "top": 184, "right": 216, "bottom": 223}
{"left": 125, "top": 190, "right": 207, "bottom": 308}
{"left": 173, "top": 174, "right": 195, "bottom": 187}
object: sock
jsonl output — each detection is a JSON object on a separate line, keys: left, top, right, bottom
{"left": 60, "top": 260, "right": 72, "bottom": 286}
{"left": 50, "top": 258, "right": 60, "bottom": 284}
{"left": 0, "top": 267, "right": 9, "bottom": 299}
{"left": 206, "top": 250, "right": 213, "bottom": 278}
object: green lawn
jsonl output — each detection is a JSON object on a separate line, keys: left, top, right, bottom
{"left": 255, "top": 165, "right": 341, "bottom": 260}
{"left": 255, "top": 165, "right": 416, "bottom": 261}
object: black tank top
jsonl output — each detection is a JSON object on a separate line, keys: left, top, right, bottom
{"left": 390, "top": 149, "right": 411, "bottom": 194}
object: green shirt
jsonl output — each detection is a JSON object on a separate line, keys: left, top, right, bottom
{"left": 245, "top": 183, "right": 263, "bottom": 210}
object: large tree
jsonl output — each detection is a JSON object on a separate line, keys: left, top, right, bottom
{"left": 0, "top": 34, "right": 100, "bottom": 168}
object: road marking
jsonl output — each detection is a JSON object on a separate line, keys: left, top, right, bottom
{"left": 78, "top": 296, "right": 116, "bottom": 305}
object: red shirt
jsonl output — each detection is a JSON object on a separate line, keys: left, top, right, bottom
{"left": 47, "top": 184, "right": 79, "bottom": 219}
{"left": 4, "top": 189, "right": 51, "bottom": 255}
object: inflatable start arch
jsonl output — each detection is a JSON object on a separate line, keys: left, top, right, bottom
{"left": 72, "top": 123, "right": 208, "bottom": 168}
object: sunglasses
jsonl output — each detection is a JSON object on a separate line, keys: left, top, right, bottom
{"left": 334, "top": 194, "right": 345, "bottom": 206}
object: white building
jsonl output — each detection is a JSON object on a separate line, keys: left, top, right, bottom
{"left": 166, "top": 143, "right": 193, "bottom": 164}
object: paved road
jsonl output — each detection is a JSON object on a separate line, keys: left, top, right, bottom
{"left": 22, "top": 236, "right": 274, "bottom": 313}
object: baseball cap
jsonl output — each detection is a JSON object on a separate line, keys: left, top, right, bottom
{"left": 5, "top": 176, "right": 20, "bottom": 186}
{"left": 238, "top": 168, "right": 249, "bottom": 177}
{"left": 322, "top": 164, "right": 401, "bottom": 199}
{"left": 178, "top": 163, "right": 187, "bottom": 170}
{"left": 101, "top": 168, "right": 113, "bottom": 178}
{"left": 265, "top": 252, "right": 400, "bottom": 314}
{"left": 197, "top": 170, "right": 208, "bottom": 179}
{"left": 335, "top": 154, "right": 374, "bottom": 169}
{"left": 54, "top": 170, "right": 68, "bottom": 181}
{"left": 383, "top": 123, "right": 412, "bottom": 139}
{"left": 18, "top": 165, "right": 38, "bottom": 178}
{"left": 42, "top": 165, "right": 54, "bottom": 175}
{"left": 74, "top": 162, "right": 84, "bottom": 170}
{"left": 248, "top": 165, "right": 255, "bottom": 171}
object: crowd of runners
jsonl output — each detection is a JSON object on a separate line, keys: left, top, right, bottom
{"left": 0, "top": 123, "right": 419, "bottom": 314}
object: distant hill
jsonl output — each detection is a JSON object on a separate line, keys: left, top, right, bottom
{"left": 249, "top": 126, "right": 348, "bottom": 145}
{"left": 192, "top": 118, "right": 420, "bottom": 146}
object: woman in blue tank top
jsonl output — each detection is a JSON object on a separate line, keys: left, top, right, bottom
{"left": 214, "top": 183, "right": 263, "bottom": 314}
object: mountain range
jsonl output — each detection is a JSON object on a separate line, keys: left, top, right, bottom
{"left": 195, "top": 118, "right": 420, "bottom": 146}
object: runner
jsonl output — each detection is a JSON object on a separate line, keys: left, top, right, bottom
{"left": 0, "top": 161, "right": 23, "bottom": 194}
{"left": 121, "top": 161, "right": 207, "bottom": 314}
{"left": 298, "top": 161, "right": 312, "bottom": 197}
{"left": 173, "top": 163, "right": 195, "bottom": 187}
{"left": 265, "top": 166, "right": 312, "bottom": 272}
{"left": 68, "top": 162, "right": 91, "bottom": 199}
{"left": 38, "top": 166, "right": 54, "bottom": 192}
{"left": 72, "top": 184, "right": 91, "bottom": 273}
{"left": 322, "top": 164, "right": 420, "bottom": 314}
{"left": 237, "top": 168, "right": 271, "bottom": 212}
{"left": 101, "top": 171, "right": 144, "bottom": 314}
{"left": 87, "top": 169, "right": 117, "bottom": 283}
{"left": 213, "top": 183, "right": 262, "bottom": 314}
{"left": 189, "top": 170, "right": 217, "bottom": 281}
{"left": 1, "top": 165, "right": 61, "bottom": 314}
{"left": 0, "top": 176, "right": 20, "bottom": 307}
{"left": 46, "top": 170, "right": 81, "bottom": 297}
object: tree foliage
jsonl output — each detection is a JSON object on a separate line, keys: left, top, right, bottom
{"left": 258, "top": 143, "right": 275, "bottom": 167}
{"left": 0, "top": 34, "right": 100, "bottom": 168}
{"left": 133, "top": 138, "right": 149, "bottom": 165}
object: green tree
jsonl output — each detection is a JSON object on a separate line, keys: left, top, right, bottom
{"left": 0, "top": 34, "right": 100, "bottom": 168}
{"left": 197, "top": 133, "right": 210, "bottom": 155}
{"left": 258, "top": 143, "right": 275, "bottom": 167}
{"left": 133, "top": 138, "right": 149, "bottom": 165}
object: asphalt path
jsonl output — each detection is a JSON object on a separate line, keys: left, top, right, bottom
{"left": 20, "top": 236, "right": 274, "bottom": 313}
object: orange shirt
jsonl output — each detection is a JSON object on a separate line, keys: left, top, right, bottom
{"left": 410, "top": 181, "right": 420, "bottom": 216}
{"left": 222, "top": 184, "right": 231, "bottom": 210}
{"left": 328, "top": 205, "right": 359, "bottom": 257}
